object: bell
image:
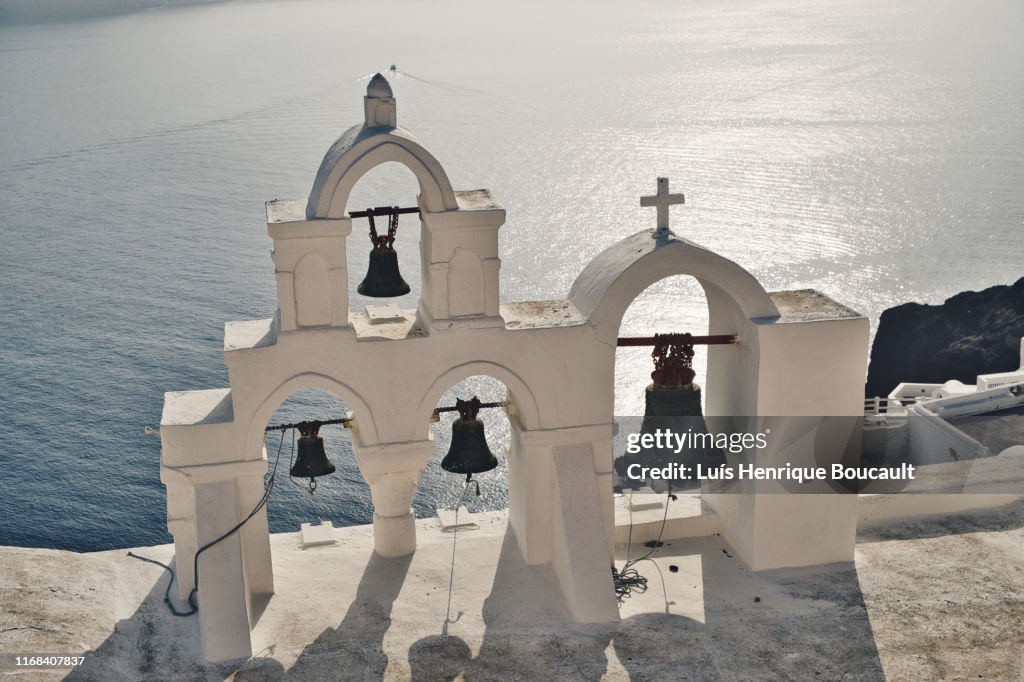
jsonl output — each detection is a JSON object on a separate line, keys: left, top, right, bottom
{"left": 358, "top": 249, "right": 411, "bottom": 298}
{"left": 290, "top": 425, "right": 336, "bottom": 481}
{"left": 644, "top": 382, "right": 704, "bottom": 418}
{"left": 357, "top": 210, "right": 411, "bottom": 298}
{"left": 616, "top": 383, "right": 722, "bottom": 491}
{"left": 441, "top": 397, "right": 498, "bottom": 479}
{"left": 615, "top": 336, "right": 730, "bottom": 491}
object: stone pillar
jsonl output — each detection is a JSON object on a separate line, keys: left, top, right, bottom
{"left": 352, "top": 437, "right": 434, "bottom": 557}
{"left": 703, "top": 309, "right": 869, "bottom": 571}
{"left": 161, "top": 468, "right": 198, "bottom": 601}
{"left": 591, "top": 433, "right": 617, "bottom": 557}
{"left": 265, "top": 200, "right": 352, "bottom": 332}
{"left": 193, "top": 478, "right": 254, "bottom": 662}
{"left": 418, "top": 194, "right": 506, "bottom": 331}
{"left": 161, "top": 455, "right": 269, "bottom": 662}
{"left": 507, "top": 422, "right": 616, "bottom": 566}
{"left": 506, "top": 419, "right": 554, "bottom": 565}
{"left": 549, "top": 442, "right": 619, "bottom": 623}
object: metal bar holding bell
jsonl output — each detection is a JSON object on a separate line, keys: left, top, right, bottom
{"left": 264, "top": 417, "right": 353, "bottom": 433}
{"left": 617, "top": 334, "right": 737, "bottom": 346}
{"left": 348, "top": 206, "right": 420, "bottom": 218}
{"left": 433, "top": 400, "right": 508, "bottom": 415}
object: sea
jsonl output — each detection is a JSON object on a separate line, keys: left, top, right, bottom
{"left": 0, "top": 0, "right": 1021, "bottom": 552}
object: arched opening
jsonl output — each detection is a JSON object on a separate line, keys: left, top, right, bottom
{"left": 345, "top": 162, "right": 423, "bottom": 313}
{"left": 610, "top": 276, "right": 722, "bottom": 619}
{"left": 615, "top": 275, "right": 712, "bottom": 415}
{"left": 612, "top": 273, "right": 720, "bottom": 490}
{"left": 260, "top": 388, "right": 372, "bottom": 533}
{"left": 413, "top": 374, "right": 513, "bottom": 517}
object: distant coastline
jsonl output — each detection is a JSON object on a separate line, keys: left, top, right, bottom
{"left": 0, "top": 0, "right": 231, "bottom": 25}
{"left": 866, "top": 277, "right": 1024, "bottom": 398}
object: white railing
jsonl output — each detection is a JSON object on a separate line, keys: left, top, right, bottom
{"left": 864, "top": 397, "right": 909, "bottom": 417}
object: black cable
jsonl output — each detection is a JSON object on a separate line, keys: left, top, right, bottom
{"left": 611, "top": 564, "right": 648, "bottom": 603}
{"left": 623, "top": 485, "right": 673, "bottom": 569}
{"left": 612, "top": 484, "right": 674, "bottom": 604}
{"left": 126, "top": 551, "right": 196, "bottom": 617}
{"left": 128, "top": 430, "right": 288, "bottom": 617}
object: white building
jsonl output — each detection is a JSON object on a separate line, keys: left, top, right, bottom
{"left": 864, "top": 338, "right": 1024, "bottom": 464}
{"left": 160, "top": 74, "right": 870, "bottom": 661}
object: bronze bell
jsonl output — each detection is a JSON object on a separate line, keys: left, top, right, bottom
{"left": 358, "top": 249, "right": 411, "bottom": 298}
{"left": 290, "top": 423, "right": 336, "bottom": 481}
{"left": 357, "top": 209, "right": 411, "bottom": 298}
{"left": 441, "top": 397, "right": 498, "bottom": 480}
{"left": 615, "top": 337, "right": 724, "bottom": 490}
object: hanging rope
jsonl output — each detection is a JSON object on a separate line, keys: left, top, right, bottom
{"left": 443, "top": 477, "right": 479, "bottom": 633}
{"left": 128, "top": 429, "right": 289, "bottom": 617}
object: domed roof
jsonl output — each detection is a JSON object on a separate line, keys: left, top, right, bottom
{"left": 366, "top": 73, "right": 393, "bottom": 99}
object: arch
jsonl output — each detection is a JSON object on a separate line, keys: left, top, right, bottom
{"left": 414, "top": 361, "right": 543, "bottom": 441}
{"left": 614, "top": 273, "right": 712, "bottom": 414}
{"left": 306, "top": 125, "right": 458, "bottom": 219}
{"left": 568, "top": 230, "right": 779, "bottom": 345}
{"left": 243, "top": 373, "right": 380, "bottom": 459}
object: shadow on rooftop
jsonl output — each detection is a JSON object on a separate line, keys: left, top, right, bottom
{"left": 408, "top": 526, "right": 616, "bottom": 680}
{"left": 65, "top": 550, "right": 415, "bottom": 681}
{"left": 64, "top": 555, "right": 225, "bottom": 682}
{"left": 611, "top": 537, "right": 888, "bottom": 681}
{"left": 69, "top": 499, "right": 1024, "bottom": 679}
{"left": 401, "top": 524, "right": 891, "bottom": 680}
{"left": 270, "top": 552, "right": 412, "bottom": 680}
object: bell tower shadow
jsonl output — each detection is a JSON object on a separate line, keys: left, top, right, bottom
{"left": 611, "top": 535, "right": 887, "bottom": 679}
{"left": 285, "top": 552, "right": 412, "bottom": 678}
{"left": 471, "top": 526, "right": 615, "bottom": 680}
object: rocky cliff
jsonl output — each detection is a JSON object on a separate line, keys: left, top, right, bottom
{"left": 865, "top": 277, "right": 1024, "bottom": 397}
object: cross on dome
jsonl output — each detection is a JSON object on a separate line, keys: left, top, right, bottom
{"left": 641, "top": 177, "right": 685, "bottom": 233}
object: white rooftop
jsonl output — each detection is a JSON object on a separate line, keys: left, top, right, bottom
{"left": 2, "top": 497, "right": 1022, "bottom": 680}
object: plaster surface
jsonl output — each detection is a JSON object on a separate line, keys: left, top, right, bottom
{"left": 766, "top": 289, "right": 863, "bottom": 323}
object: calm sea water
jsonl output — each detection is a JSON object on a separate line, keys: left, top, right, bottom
{"left": 1, "top": 0, "right": 1021, "bottom": 551}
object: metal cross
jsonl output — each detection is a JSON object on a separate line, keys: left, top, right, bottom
{"left": 640, "top": 177, "right": 685, "bottom": 232}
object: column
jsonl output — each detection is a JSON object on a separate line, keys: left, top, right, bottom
{"left": 194, "top": 479, "right": 253, "bottom": 662}
{"left": 352, "top": 438, "right": 435, "bottom": 557}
